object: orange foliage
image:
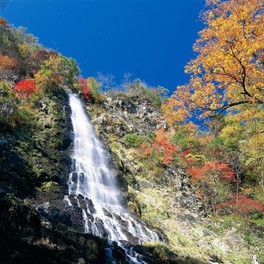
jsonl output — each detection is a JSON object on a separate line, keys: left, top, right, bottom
{"left": 0, "top": 53, "right": 16, "bottom": 70}
{"left": 140, "top": 142, "right": 152, "bottom": 156}
{"left": 0, "top": 17, "right": 9, "bottom": 28}
{"left": 140, "top": 129, "right": 178, "bottom": 165}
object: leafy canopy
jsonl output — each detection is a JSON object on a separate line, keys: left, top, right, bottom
{"left": 162, "top": 0, "right": 264, "bottom": 126}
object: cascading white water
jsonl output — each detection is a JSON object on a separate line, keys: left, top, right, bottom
{"left": 66, "top": 94, "right": 159, "bottom": 263}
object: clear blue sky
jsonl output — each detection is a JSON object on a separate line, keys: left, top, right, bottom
{"left": 1, "top": 0, "right": 205, "bottom": 93}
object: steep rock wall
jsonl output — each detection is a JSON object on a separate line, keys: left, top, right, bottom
{"left": 85, "top": 94, "right": 256, "bottom": 264}
{"left": 0, "top": 91, "right": 107, "bottom": 264}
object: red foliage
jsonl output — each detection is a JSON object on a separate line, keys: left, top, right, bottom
{"left": 188, "top": 161, "right": 236, "bottom": 183}
{"left": 179, "top": 150, "right": 195, "bottom": 166}
{"left": 214, "top": 195, "right": 264, "bottom": 214}
{"left": 153, "top": 129, "right": 178, "bottom": 165}
{"left": 140, "top": 129, "right": 177, "bottom": 165}
{"left": 14, "top": 79, "right": 35, "bottom": 96}
{"left": 78, "top": 78, "right": 91, "bottom": 101}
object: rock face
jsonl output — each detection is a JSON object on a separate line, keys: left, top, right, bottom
{"left": 0, "top": 91, "right": 194, "bottom": 264}
{"left": 85, "top": 94, "right": 259, "bottom": 263}
{"left": 0, "top": 91, "right": 107, "bottom": 264}
{"left": 86, "top": 95, "right": 201, "bottom": 212}
{"left": 0, "top": 91, "right": 260, "bottom": 264}
{"left": 0, "top": 92, "right": 71, "bottom": 197}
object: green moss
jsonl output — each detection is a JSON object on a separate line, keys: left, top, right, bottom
{"left": 143, "top": 241, "right": 176, "bottom": 261}
{"left": 109, "top": 134, "right": 120, "bottom": 142}
{"left": 41, "top": 181, "right": 59, "bottom": 192}
{"left": 109, "top": 142, "right": 121, "bottom": 151}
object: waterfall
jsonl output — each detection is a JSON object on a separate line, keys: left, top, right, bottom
{"left": 66, "top": 94, "right": 159, "bottom": 263}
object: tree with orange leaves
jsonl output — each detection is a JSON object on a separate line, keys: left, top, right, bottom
{"left": 162, "top": 0, "right": 264, "bottom": 126}
{"left": 0, "top": 53, "right": 16, "bottom": 71}
{"left": 140, "top": 128, "right": 178, "bottom": 166}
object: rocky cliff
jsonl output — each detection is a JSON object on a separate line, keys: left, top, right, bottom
{"left": 0, "top": 90, "right": 262, "bottom": 264}
{"left": 85, "top": 93, "right": 262, "bottom": 264}
{"left": 0, "top": 91, "right": 107, "bottom": 264}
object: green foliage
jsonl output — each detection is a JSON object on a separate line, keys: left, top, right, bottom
{"left": 123, "top": 133, "right": 144, "bottom": 148}
{"left": 0, "top": 82, "right": 35, "bottom": 131}
{"left": 127, "top": 79, "right": 168, "bottom": 109}
{"left": 141, "top": 86, "right": 166, "bottom": 109}
{"left": 35, "top": 55, "right": 79, "bottom": 93}
{"left": 0, "top": 81, "right": 17, "bottom": 127}
{"left": 11, "top": 108, "right": 35, "bottom": 130}
{"left": 41, "top": 181, "right": 59, "bottom": 192}
{"left": 87, "top": 77, "right": 103, "bottom": 103}
{"left": 171, "top": 133, "right": 200, "bottom": 153}
{"left": 0, "top": 79, "right": 37, "bottom": 131}
{"left": 204, "top": 137, "right": 226, "bottom": 160}
{"left": 143, "top": 242, "right": 174, "bottom": 262}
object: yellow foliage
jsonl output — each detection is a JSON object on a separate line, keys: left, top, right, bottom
{"left": 163, "top": 0, "right": 264, "bottom": 127}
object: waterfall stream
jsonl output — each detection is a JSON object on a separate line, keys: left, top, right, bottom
{"left": 66, "top": 94, "right": 159, "bottom": 263}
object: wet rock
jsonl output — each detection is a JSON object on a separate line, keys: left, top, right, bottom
{"left": 111, "top": 245, "right": 127, "bottom": 263}
{"left": 252, "top": 255, "right": 259, "bottom": 264}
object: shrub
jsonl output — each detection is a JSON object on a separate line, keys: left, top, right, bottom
{"left": 123, "top": 133, "right": 144, "bottom": 148}
{"left": 35, "top": 55, "right": 79, "bottom": 93}
{"left": 0, "top": 81, "right": 17, "bottom": 127}
{"left": 214, "top": 195, "right": 264, "bottom": 216}
{"left": 78, "top": 78, "right": 91, "bottom": 101}
{"left": 14, "top": 79, "right": 35, "bottom": 97}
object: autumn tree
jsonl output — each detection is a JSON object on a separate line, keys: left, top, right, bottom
{"left": 0, "top": 53, "right": 16, "bottom": 70}
{"left": 140, "top": 128, "right": 178, "bottom": 166}
{"left": 214, "top": 195, "right": 264, "bottom": 215}
{"left": 34, "top": 55, "right": 79, "bottom": 93}
{"left": 14, "top": 79, "right": 35, "bottom": 97}
{"left": 0, "top": 53, "right": 16, "bottom": 81}
{"left": 186, "top": 160, "right": 237, "bottom": 212}
{"left": 162, "top": 0, "right": 264, "bottom": 126}
{"left": 0, "top": 17, "right": 41, "bottom": 78}
{"left": 78, "top": 78, "right": 91, "bottom": 101}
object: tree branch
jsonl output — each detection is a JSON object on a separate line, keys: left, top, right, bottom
{"left": 226, "top": 41, "right": 252, "bottom": 98}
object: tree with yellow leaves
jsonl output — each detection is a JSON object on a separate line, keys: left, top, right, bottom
{"left": 162, "top": 0, "right": 264, "bottom": 126}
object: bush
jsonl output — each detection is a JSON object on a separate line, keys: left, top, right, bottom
{"left": 0, "top": 81, "right": 17, "bottom": 127}
{"left": 214, "top": 195, "right": 264, "bottom": 216}
{"left": 123, "top": 133, "right": 144, "bottom": 148}
{"left": 14, "top": 79, "right": 35, "bottom": 97}
{"left": 35, "top": 55, "right": 79, "bottom": 93}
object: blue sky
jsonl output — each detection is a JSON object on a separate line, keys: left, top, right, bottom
{"left": 1, "top": 0, "right": 205, "bottom": 93}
